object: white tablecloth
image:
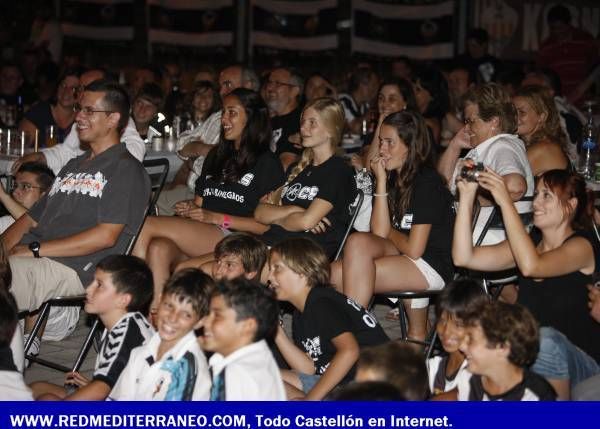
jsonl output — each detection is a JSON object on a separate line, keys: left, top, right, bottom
{"left": 0, "top": 151, "right": 183, "bottom": 183}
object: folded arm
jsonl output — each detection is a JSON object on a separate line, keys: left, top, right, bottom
{"left": 273, "top": 198, "right": 333, "bottom": 232}
{"left": 254, "top": 202, "right": 305, "bottom": 225}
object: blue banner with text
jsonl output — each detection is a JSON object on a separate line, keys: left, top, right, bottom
{"left": 0, "top": 402, "right": 597, "bottom": 429}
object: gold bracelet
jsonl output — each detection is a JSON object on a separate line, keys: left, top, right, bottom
{"left": 372, "top": 192, "right": 388, "bottom": 197}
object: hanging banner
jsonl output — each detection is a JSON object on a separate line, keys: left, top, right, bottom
{"left": 252, "top": 0, "right": 338, "bottom": 52}
{"left": 147, "top": 0, "right": 234, "bottom": 48}
{"left": 352, "top": 0, "right": 455, "bottom": 59}
{"left": 472, "top": 0, "right": 600, "bottom": 60}
{"left": 61, "top": 0, "right": 134, "bottom": 41}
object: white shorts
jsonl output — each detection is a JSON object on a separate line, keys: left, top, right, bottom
{"left": 406, "top": 256, "right": 445, "bottom": 309}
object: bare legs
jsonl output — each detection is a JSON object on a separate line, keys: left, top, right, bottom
{"left": 336, "top": 232, "right": 430, "bottom": 340}
{"left": 132, "top": 216, "right": 225, "bottom": 309}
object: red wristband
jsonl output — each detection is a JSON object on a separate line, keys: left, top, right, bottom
{"left": 221, "top": 214, "right": 232, "bottom": 229}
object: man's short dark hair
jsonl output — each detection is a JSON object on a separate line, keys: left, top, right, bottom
{"left": 0, "top": 288, "right": 18, "bottom": 348}
{"left": 96, "top": 255, "right": 153, "bottom": 314}
{"left": 214, "top": 233, "right": 268, "bottom": 276}
{"left": 213, "top": 278, "right": 279, "bottom": 342}
{"left": 464, "top": 301, "right": 540, "bottom": 367}
{"left": 547, "top": 4, "right": 571, "bottom": 25}
{"left": 163, "top": 269, "right": 214, "bottom": 318}
{"left": 84, "top": 79, "right": 130, "bottom": 133}
{"left": 17, "top": 162, "right": 55, "bottom": 193}
{"left": 358, "top": 342, "right": 429, "bottom": 400}
{"left": 136, "top": 82, "right": 164, "bottom": 109}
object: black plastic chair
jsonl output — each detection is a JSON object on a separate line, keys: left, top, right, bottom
{"left": 378, "top": 290, "right": 442, "bottom": 359}
{"left": 334, "top": 189, "right": 364, "bottom": 261}
{"left": 23, "top": 158, "right": 170, "bottom": 372}
{"left": 471, "top": 196, "right": 534, "bottom": 299}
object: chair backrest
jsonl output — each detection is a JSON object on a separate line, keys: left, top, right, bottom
{"left": 124, "top": 158, "right": 170, "bottom": 255}
{"left": 334, "top": 189, "right": 364, "bottom": 261}
{"left": 143, "top": 157, "right": 170, "bottom": 215}
{"left": 474, "top": 195, "right": 534, "bottom": 246}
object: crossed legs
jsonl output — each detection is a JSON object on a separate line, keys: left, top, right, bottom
{"left": 331, "top": 232, "right": 430, "bottom": 340}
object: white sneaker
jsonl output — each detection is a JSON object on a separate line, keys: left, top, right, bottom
{"left": 42, "top": 306, "right": 80, "bottom": 341}
{"left": 23, "top": 334, "right": 40, "bottom": 367}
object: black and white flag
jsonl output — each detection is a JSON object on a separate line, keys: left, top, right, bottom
{"left": 148, "top": 0, "right": 234, "bottom": 48}
{"left": 61, "top": 0, "right": 134, "bottom": 41}
{"left": 352, "top": 0, "right": 455, "bottom": 59}
{"left": 252, "top": 0, "right": 338, "bottom": 52}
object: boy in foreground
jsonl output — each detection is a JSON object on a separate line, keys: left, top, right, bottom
{"left": 457, "top": 301, "right": 556, "bottom": 401}
{"left": 30, "top": 255, "right": 155, "bottom": 400}
{"left": 109, "top": 269, "right": 212, "bottom": 400}
{"left": 202, "top": 278, "right": 286, "bottom": 400}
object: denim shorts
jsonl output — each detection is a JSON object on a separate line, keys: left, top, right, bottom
{"left": 531, "top": 327, "right": 600, "bottom": 387}
{"left": 297, "top": 372, "right": 321, "bottom": 394}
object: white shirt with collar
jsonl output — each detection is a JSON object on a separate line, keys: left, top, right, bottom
{"left": 108, "top": 331, "right": 210, "bottom": 401}
{"left": 450, "top": 133, "right": 534, "bottom": 245}
{"left": 43, "top": 117, "right": 146, "bottom": 174}
{"left": 450, "top": 133, "right": 534, "bottom": 206}
{"left": 209, "top": 339, "right": 286, "bottom": 401}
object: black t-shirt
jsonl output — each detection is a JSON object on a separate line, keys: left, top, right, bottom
{"left": 391, "top": 167, "right": 454, "bottom": 281}
{"left": 261, "top": 155, "right": 357, "bottom": 259}
{"left": 270, "top": 107, "right": 302, "bottom": 156}
{"left": 518, "top": 229, "right": 600, "bottom": 361}
{"left": 24, "top": 101, "right": 73, "bottom": 145}
{"left": 462, "top": 370, "right": 556, "bottom": 401}
{"left": 292, "top": 286, "right": 389, "bottom": 381}
{"left": 195, "top": 150, "right": 285, "bottom": 218}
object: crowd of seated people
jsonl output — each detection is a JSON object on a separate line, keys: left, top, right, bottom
{"left": 1, "top": 2, "right": 600, "bottom": 402}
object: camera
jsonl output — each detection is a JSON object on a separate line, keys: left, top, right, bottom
{"left": 460, "top": 162, "right": 485, "bottom": 182}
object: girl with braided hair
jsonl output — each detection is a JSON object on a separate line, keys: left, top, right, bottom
{"left": 255, "top": 97, "right": 356, "bottom": 259}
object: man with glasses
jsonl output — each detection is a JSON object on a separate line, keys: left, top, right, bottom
{"left": 0, "top": 162, "right": 54, "bottom": 234}
{"left": 3, "top": 80, "right": 150, "bottom": 355}
{"left": 12, "top": 68, "right": 145, "bottom": 174}
{"left": 265, "top": 67, "right": 304, "bottom": 170}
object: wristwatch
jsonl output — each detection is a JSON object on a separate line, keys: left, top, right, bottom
{"left": 28, "top": 241, "right": 41, "bottom": 258}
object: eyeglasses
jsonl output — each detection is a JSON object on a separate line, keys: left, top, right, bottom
{"left": 464, "top": 117, "right": 481, "bottom": 126}
{"left": 73, "top": 104, "right": 114, "bottom": 116}
{"left": 11, "top": 182, "right": 42, "bottom": 192}
{"left": 266, "top": 80, "right": 297, "bottom": 89}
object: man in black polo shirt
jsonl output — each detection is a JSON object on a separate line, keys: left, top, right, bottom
{"left": 3, "top": 79, "right": 150, "bottom": 352}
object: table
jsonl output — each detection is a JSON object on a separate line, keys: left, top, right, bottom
{"left": 0, "top": 150, "right": 183, "bottom": 183}
{"left": 144, "top": 149, "right": 183, "bottom": 183}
